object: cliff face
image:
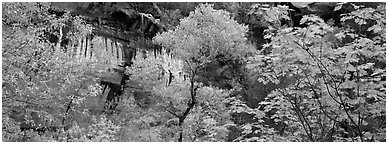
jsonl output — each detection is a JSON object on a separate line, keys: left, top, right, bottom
{"left": 47, "top": 3, "right": 167, "bottom": 113}
{"left": 50, "top": 2, "right": 164, "bottom": 42}
{"left": 49, "top": 2, "right": 165, "bottom": 70}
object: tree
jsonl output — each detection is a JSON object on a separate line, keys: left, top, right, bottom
{"left": 2, "top": 2, "right": 107, "bottom": 141}
{"left": 151, "top": 4, "right": 253, "bottom": 141}
{"left": 125, "top": 51, "right": 236, "bottom": 142}
{"left": 4, "top": 2, "right": 383, "bottom": 142}
{"left": 238, "top": 3, "right": 385, "bottom": 142}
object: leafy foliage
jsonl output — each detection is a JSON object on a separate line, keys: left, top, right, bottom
{"left": 126, "top": 54, "right": 234, "bottom": 141}
{"left": 2, "top": 2, "right": 385, "bottom": 142}
{"left": 239, "top": 3, "right": 386, "bottom": 142}
{"left": 154, "top": 3, "right": 254, "bottom": 70}
{"left": 2, "top": 2, "right": 104, "bottom": 142}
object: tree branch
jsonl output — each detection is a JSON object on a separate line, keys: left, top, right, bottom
{"left": 163, "top": 105, "right": 181, "bottom": 118}
{"left": 4, "top": 97, "right": 39, "bottom": 106}
{"left": 62, "top": 85, "right": 83, "bottom": 125}
{"left": 152, "top": 3, "right": 163, "bottom": 17}
{"left": 303, "top": 71, "right": 340, "bottom": 123}
{"left": 294, "top": 39, "right": 363, "bottom": 140}
{"left": 177, "top": 68, "right": 198, "bottom": 142}
{"left": 281, "top": 90, "right": 314, "bottom": 141}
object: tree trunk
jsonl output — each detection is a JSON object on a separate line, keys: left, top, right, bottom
{"left": 62, "top": 86, "right": 82, "bottom": 126}
{"left": 177, "top": 69, "right": 197, "bottom": 142}
{"left": 84, "top": 35, "right": 88, "bottom": 58}
{"left": 55, "top": 27, "right": 63, "bottom": 54}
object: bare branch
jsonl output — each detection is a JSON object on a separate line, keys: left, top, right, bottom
{"left": 152, "top": 2, "right": 163, "bottom": 17}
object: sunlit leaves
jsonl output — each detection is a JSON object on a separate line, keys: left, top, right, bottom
{"left": 86, "top": 115, "right": 120, "bottom": 142}
{"left": 249, "top": 4, "right": 291, "bottom": 29}
{"left": 2, "top": 2, "right": 51, "bottom": 27}
{"left": 2, "top": 2, "right": 104, "bottom": 142}
{"left": 126, "top": 47, "right": 234, "bottom": 141}
{"left": 152, "top": 5, "right": 255, "bottom": 141}
{"left": 154, "top": 4, "right": 254, "bottom": 70}
{"left": 187, "top": 86, "right": 233, "bottom": 141}
{"left": 243, "top": 3, "right": 386, "bottom": 142}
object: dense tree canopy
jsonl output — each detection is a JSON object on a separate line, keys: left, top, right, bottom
{"left": 2, "top": 2, "right": 386, "bottom": 142}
